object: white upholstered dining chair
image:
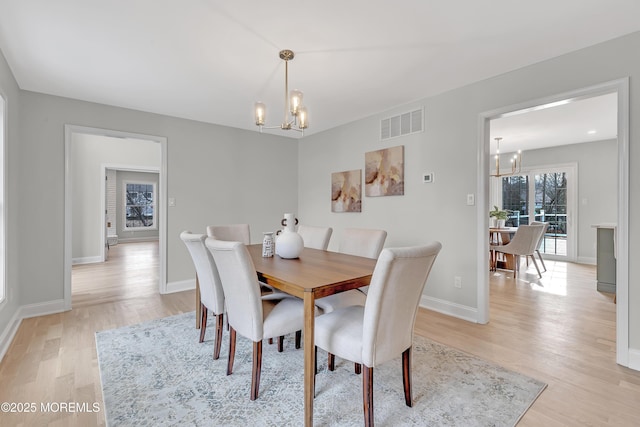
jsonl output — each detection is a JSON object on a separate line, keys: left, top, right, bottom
{"left": 179, "top": 231, "right": 225, "bottom": 359}
{"left": 297, "top": 225, "right": 333, "bottom": 250}
{"left": 313, "top": 228, "right": 387, "bottom": 314}
{"left": 530, "top": 221, "right": 550, "bottom": 272}
{"left": 205, "top": 238, "right": 305, "bottom": 400}
{"left": 493, "top": 224, "right": 545, "bottom": 279}
{"left": 206, "top": 223, "right": 250, "bottom": 244}
{"left": 314, "top": 242, "right": 442, "bottom": 427}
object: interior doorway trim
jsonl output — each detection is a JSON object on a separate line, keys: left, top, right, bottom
{"left": 100, "top": 164, "right": 160, "bottom": 262}
{"left": 64, "top": 125, "right": 169, "bottom": 310}
{"left": 476, "top": 78, "right": 630, "bottom": 367}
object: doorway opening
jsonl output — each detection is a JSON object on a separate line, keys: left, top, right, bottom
{"left": 64, "top": 125, "right": 168, "bottom": 310}
{"left": 477, "top": 78, "right": 629, "bottom": 367}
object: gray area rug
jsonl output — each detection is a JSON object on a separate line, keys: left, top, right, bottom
{"left": 96, "top": 312, "right": 545, "bottom": 426}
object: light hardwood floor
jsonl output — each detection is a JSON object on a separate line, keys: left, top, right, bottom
{"left": 1, "top": 241, "right": 638, "bottom": 426}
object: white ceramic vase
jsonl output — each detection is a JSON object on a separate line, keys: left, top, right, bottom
{"left": 275, "top": 213, "right": 304, "bottom": 259}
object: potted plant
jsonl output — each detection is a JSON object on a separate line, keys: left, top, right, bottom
{"left": 489, "top": 205, "right": 511, "bottom": 228}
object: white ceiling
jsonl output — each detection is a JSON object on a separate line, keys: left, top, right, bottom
{"left": 0, "top": 1, "right": 637, "bottom": 139}
{"left": 489, "top": 92, "right": 618, "bottom": 154}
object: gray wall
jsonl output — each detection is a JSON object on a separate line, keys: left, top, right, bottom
{"left": 116, "top": 170, "right": 160, "bottom": 242}
{"left": 16, "top": 90, "right": 298, "bottom": 305}
{"left": 298, "top": 32, "right": 640, "bottom": 350}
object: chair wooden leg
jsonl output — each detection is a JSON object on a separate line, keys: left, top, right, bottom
{"left": 402, "top": 347, "right": 412, "bottom": 407}
{"left": 195, "top": 274, "right": 201, "bottom": 329}
{"left": 295, "top": 330, "right": 302, "bottom": 349}
{"left": 268, "top": 338, "right": 273, "bottom": 345}
{"left": 536, "top": 249, "right": 547, "bottom": 272}
{"left": 250, "top": 341, "right": 263, "bottom": 400}
{"left": 213, "top": 313, "right": 224, "bottom": 360}
{"left": 277, "top": 336, "right": 284, "bottom": 352}
{"left": 363, "top": 366, "right": 374, "bottom": 427}
{"left": 227, "top": 327, "right": 236, "bottom": 376}
{"left": 199, "top": 304, "right": 207, "bottom": 343}
{"left": 328, "top": 353, "right": 335, "bottom": 371}
{"left": 355, "top": 363, "right": 362, "bottom": 374}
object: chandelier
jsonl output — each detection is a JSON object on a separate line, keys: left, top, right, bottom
{"left": 490, "top": 137, "right": 523, "bottom": 177}
{"left": 254, "top": 49, "right": 308, "bottom": 134}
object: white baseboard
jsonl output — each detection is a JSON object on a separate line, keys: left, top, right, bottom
{"left": 20, "top": 299, "right": 67, "bottom": 319}
{"left": 0, "top": 299, "right": 67, "bottom": 363}
{"left": 0, "top": 309, "right": 22, "bottom": 363}
{"left": 165, "top": 279, "right": 195, "bottom": 294}
{"left": 576, "top": 256, "right": 597, "bottom": 265}
{"left": 628, "top": 348, "right": 640, "bottom": 371}
{"left": 117, "top": 237, "right": 159, "bottom": 243}
{"left": 72, "top": 256, "right": 103, "bottom": 265}
{"left": 420, "top": 295, "right": 479, "bottom": 323}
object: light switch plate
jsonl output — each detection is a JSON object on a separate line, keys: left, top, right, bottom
{"left": 422, "top": 173, "right": 434, "bottom": 183}
{"left": 466, "top": 194, "right": 475, "bottom": 205}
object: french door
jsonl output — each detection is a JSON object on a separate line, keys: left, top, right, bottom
{"left": 492, "top": 164, "right": 576, "bottom": 261}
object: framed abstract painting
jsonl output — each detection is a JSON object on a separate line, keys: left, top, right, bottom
{"left": 331, "top": 169, "right": 362, "bottom": 212}
{"left": 365, "top": 145, "right": 404, "bottom": 196}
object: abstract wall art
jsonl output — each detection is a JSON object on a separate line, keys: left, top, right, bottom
{"left": 365, "top": 145, "right": 404, "bottom": 196}
{"left": 331, "top": 169, "right": 362, "bottom": 212}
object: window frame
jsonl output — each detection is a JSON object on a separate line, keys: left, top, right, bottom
{"left": 122, "top": 180, "right": 157, "bottom": 231}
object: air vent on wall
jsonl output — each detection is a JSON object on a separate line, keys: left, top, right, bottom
{"left": 380, "top": 107, "right": 423, "bottom": 140}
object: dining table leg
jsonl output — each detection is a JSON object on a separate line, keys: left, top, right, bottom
{"left": 303, "top": 290, "right": 316, "bottom": 427}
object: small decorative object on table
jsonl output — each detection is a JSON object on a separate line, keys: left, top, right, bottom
{"left": 262, "top": 232, "right": 274, "bottom": 257}
{"left": 275, "top": 213, "right": 304, "bottom": 259}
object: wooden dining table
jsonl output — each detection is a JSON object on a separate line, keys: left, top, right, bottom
{"left": 490, "top": 227, "right": 518, "bottom": 270}
{"left": 247, "top": 244, "right": 377, "bottom": 427}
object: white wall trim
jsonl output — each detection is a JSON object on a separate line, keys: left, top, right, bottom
{"left": 166, "top": 279, "right": 195, "bottom": 294}
{"left": 19, "top": 299, "right": 66, "bottom": 319}
{"left": 420, "top": 295, "right": 479, "bottom": 324}
{"left": 72, "top": 256, "right": 103, "bottom": 265}
{"left": 0, "top": 299, "right": 66, "bottom": 363}
{"left": 477, "top": 78, "right": 631, "bottom": 368}
{"left": 116, "top": 237, "right": 160, "bottom": 244}
{"left": 101, "top": 163, "right": 160, "bottom": 262}
{"left": 0, "top": 308, "right": 21, "bottom": 363}
{"left": 629, "top": 348, "right": 640, "bottom": 371}
{"left": 64, "top": 125, "right": 169, "bottom": 310}
{"left": 576, "top": 257, "right": 597, "bottom": 266}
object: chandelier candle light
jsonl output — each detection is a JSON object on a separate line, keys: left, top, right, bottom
{"left": 491, "top": 137, "right": 522, "bottom": 177}
{"left": 255, "top": 49, "right": 308, "bottom": 134}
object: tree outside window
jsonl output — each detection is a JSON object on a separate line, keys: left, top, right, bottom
{"left": 124, "top": 182, "right": 156, "bottom": 230}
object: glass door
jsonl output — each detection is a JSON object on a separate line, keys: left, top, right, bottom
{"left": 534, "top": 172, "right": 568, "bottom": 257}
{"left": 492, "top": 164, "right": 575, "bottom": 261}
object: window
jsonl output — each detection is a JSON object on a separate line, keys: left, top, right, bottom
{"left": 124, "top": 181, "right": 156, "bottom": 230}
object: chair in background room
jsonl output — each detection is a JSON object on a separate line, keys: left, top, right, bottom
{"left": 205, "top": 238, "right": 305, "bottom": 400}
{"left": 530, "top": 221, "right": 550, "bottom": 272}
{"left": 297, "top": 225, "right": 333, "bottom": 250}
{"left": 179, "top": 231, "right": 226, "bottom": 359}
{"left": 314, "top": 242, "right": 442, "bottom": 427}
{"left": 206, "top": 223, "right": 250, "bottom": 244}
{"left": 493, "top": 224, "right": 545, "bottom": 279}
